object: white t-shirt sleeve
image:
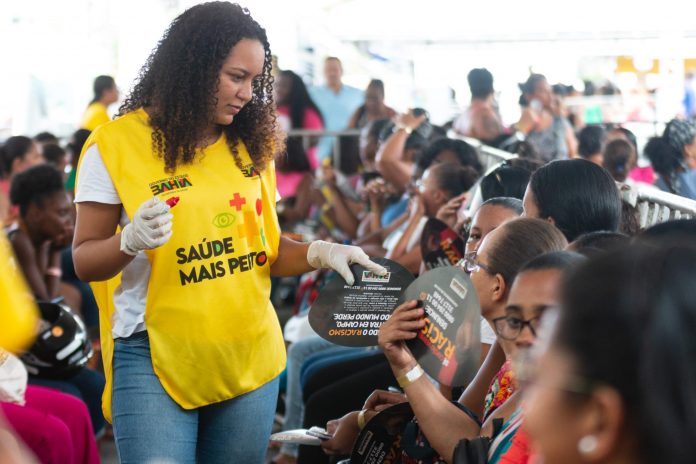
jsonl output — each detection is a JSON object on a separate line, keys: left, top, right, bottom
{"left": 74, "top": 144, "right": 121, "bottom": 205}
{"left": 480, "top": 317, "right": 496, "bottom": 345}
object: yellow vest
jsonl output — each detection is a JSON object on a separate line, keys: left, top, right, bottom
{"left": 80, "top": 108, "right": 285, "bottom": 421}
{"left": 0, "top": 231, "right": 38, "bottom": 353}
{"left": 81, "top": 102, "right": 110, "bottom": 131}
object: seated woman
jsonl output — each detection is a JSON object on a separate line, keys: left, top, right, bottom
{"left": 348, "top": 79, "right": 396, "bottom": 130}
{"left": 522, "top": 159, "right": 622, "bottom": 242}
{"left": 644, "top": 118, "right": 696, "bottom": 200}
{"left": 8, "top": 164, "right": 74, "bottom": 306}
{"left": 321, "top": 218, "right": 567, "bottom": 461}
{"left": 0, "top": 136, "right": 43, "bottom": 225}
{"left": 275, "top": 69, "right": 323, "bottom": 169}
{"left": 480, "top": 251, "right": 585, "bottom": 463}
{"left": 1, "top": 350, "right": 100, "bottom": 464}
{"left": 8, "top": 165, "right": 105, "bottom": 435}
{"left": 385, "top": 163, "right": 478, "bottom": 274}
{"left": 524, "top": 244, "right": 696, "bottom": 464}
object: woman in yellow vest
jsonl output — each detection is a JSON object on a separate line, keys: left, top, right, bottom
{"left": 80, "top": 75, "right": 119, "bottom": 131}
{"left": 71, "top": 3, "right": 385, "bottom": 463}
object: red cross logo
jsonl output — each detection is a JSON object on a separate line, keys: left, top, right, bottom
{"left": 229, "top": 193, "right": 247, "bottom": 211}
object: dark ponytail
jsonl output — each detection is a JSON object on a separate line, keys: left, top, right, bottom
{"left": 644, "top": 136, "right": 683, "bottom": 194}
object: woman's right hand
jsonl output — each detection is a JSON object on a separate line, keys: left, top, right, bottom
{"left": 120, "top": 197, "right": 173, "bottom": 256}
{"left": 321, "top": 411, "right": 361, "bottom": 456}
{"left": 378, "top": 300, "right": 425, "bottom": 371}
{"left": 517, "top": 107, "right": 540, "bottom": 135}
{"left": 436, "top": 193, "right": 469, "bottom": 229}
{"left": 396, "top": 111, "right": 427, "bottom": 132}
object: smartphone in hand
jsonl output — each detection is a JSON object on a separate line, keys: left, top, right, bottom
{"left": 306, "top": 426, "right": 333, "bottom": 440}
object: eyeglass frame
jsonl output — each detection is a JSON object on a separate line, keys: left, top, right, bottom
{"left": 460, "top": 251, "right": 495, "bottom": 275}
{"left": 492, "top": 315, "right": 541, "bottom": 341}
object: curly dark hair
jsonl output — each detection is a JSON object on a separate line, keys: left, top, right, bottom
{"left": 10, "top": 164, "right": 64, "bottom": 217}
{"left": 119, "top": 2, "right": 283, "bottom": 173}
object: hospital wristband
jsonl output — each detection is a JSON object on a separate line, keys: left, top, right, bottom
{"left": 357, "top": 409, "right": 368, "bottom": 430}
{"left": 396, "top": 364, "right": 424, "bottom": 389}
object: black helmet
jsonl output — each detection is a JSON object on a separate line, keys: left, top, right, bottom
{"left": 20, "top": 301, "right": 92, "bottom": 378}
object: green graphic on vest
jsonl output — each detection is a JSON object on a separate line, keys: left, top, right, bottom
{"left": 149, "top": 175, "right": 193, "bottom": 195}
{"left": 240, "top": 164, "right": 260, "bottom": 178}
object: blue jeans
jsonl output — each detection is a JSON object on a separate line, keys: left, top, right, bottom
{"left": 112, "top": 331, "right": 279, "bottom": 464}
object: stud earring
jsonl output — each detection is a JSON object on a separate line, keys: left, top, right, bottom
{"left": 577, "top": 435, "right": 598, "bottom": 455}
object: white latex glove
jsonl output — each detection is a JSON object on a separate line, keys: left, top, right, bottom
{"left": 307, "top": 241, "right": 387, "bottom": 286}
{"left": 120, "top": 197, "right": 173, "bottom": 256}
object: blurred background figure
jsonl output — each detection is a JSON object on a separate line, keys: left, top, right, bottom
{"left": 275, "top": 69, "right": 324, "bottom": 170}
{"left": 310, "top": 57, "right": 364, "bottom": 161}
{"left": 348, "top": 79, "right": 396, "bottom": 129}
{"left": 80, "top": 75, "right": 118, "bottom": 131}
{"left": 453, "top": 68, "right": 504, "bottom": 144}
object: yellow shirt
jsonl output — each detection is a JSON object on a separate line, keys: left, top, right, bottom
{"left": 79, "top": 108, "right": 285, "bottom": 421}
{"left": 0, "top": 231, "right": 38, "bottom": 353}
{"left": 81, "top": 102, "right": 110, "bottom": 131}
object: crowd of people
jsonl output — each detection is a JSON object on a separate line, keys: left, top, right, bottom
{"left": 1, "top": 2, "right": 696, "bottom": 464}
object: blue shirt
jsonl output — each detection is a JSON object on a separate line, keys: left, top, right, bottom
{"left": 381, "top": 195, "right": 409, "bottom": 228}
{"left": 655, "top": 169, "right": 696, "bottom": 200}
{"left": 309, "top": 84, "right": 364, "bottom": 160}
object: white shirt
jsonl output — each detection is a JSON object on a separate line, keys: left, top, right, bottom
{"left": 480, "top": 318, "right": 496, "bottom": 345}
{"left": 75, "top": 145, "right": 150, "bottom": 338}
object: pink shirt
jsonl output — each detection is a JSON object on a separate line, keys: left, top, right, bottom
{"left": 276, "top": 106, "right": 323, "bottom": 170}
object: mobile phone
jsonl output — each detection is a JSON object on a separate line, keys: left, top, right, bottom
{"left": 412, "top": 108, "right": 427, "bottom": 117}
{"left": 306, "top": 426, "right": 333, "bottom": 440}
{"left": 529, "top": 99, "right": 542, "bottom": 113}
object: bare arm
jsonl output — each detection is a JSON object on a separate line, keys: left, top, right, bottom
{"left": 270, "top": 236, "right": 313, "bottom": 277}
{"left": 379, "top": 301, "right": 482, "bottom": 463}
{"left": 10, "top": 235, "right": 59, "bottom": 300}
{"left": 72, "top": 202, "right": 134, "bottom": 282}
{"left": 565, "top": 124, "right": 578, "bottom": 158}
{"left": 326, "top": 189, "right": 362, "bottom": 240}
{"left": 355, "top": 211, "right": 409, "bottom": 246}
{"left": 277, "top": 174, "right": 314, "bottom": 223}
{"left": 457, "top": 340, "right": 505, "bottom": 419}
{"left": 375, "top": 129, "right": 413, "bottom": 192}
{"left": 393, "top": 246, "right": 422, "bottom": 275}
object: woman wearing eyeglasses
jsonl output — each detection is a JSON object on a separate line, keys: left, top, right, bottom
{"left": 322, "top": 219, "right": 566, "bottom": 462}
{"left": 482, "top": 251, "right": 585, "bottom": 464}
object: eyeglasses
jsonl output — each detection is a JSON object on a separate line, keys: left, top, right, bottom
{"left": 492, "top": 315, "right": 541, "bottom": 341}
{"left": 460, "top": 251, "right": 495, "bottom": 274}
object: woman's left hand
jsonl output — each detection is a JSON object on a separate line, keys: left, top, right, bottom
{"left": 378, "top": 300, "right": 424, "bottom": 371}
{"left": 307, "top": 241, "right": 387, "bottom": 286}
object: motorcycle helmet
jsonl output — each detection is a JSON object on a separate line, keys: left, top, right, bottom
{"left": 20, "top": 301, "right": 92, "bottom": 378}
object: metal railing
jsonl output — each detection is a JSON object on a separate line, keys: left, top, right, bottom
{"left": 286, "top": 128, "right": 361, "bottom": 169}
{"left": 452, "top": 134, "right": 518, "bottom": 172}
{"left": 621, "top": 183, "right": 696, "bottom": 228}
